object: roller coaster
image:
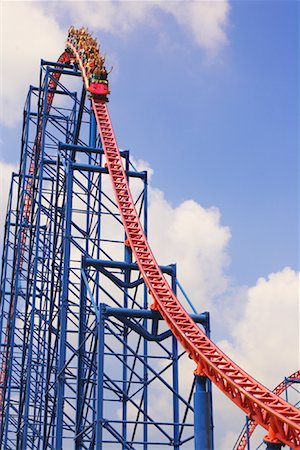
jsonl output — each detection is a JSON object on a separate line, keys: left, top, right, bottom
{"left": 0, "top": 28, "right": 299, "bottom": 449}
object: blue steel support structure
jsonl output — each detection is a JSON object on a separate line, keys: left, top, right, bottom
{"left": 194, "top": 314, "right": 214, "bottom": 450}
{"left": 235, "top": 376, "right": 300, "bottom": 450}
{"left": 0, "top": 58, "right": 214, "bottom": 449}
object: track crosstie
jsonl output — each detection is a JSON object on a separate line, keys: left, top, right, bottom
{"left": 234, "top": 370, "right": 300, "bottom": 450}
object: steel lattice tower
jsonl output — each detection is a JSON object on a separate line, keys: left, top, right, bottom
{"left": 0, "top": 58, "right": 213, "bottom": 449}
{"left": 1, "top": 28, "right": 299, "bottom": 450}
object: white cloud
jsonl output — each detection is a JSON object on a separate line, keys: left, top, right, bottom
{"left": 0, "top": 1, "right": 230, "bottom": 127}
{"left": 218, "top": 267, "right": 300, "bottom": 389}
{"left": 159, "top": 0, "right": 230, "bottom": 55}
{"left": 0, "top": 2, "right": 66, "bottom": 126}
{"left": 45, "top": 0, "right": 230, "bottom": 55}
{"left": 0, "top": 0, "right": 297, "bottom": 435}
{"left": 211, "top": 267, "right": 300, "bottom": 448}
{"left": 131, "top": 157, "right": 231, "bottom": 311}
{"left": 98, "top": 155, "right": 231, "bottom": 313}
{"left": 131, "top": 161, "right": 299, "bottom": 448}
{"left": 0, "top": 152, "right": 298, "bottom": 448}
{"left": 148, "top": 189, "right": 231, "bottom": 309}
{"left": 62, "top": 1, "right": 156, "bottom": 34}
{"left": 121, "top": 160, "right": 299, "bottom": 445}
{"left": 131, "top": 157, "right": 154, "bottom": 181}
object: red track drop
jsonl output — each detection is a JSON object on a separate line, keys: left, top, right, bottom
{"left": 92, "top": 97, "right": 300, "bottom": 449}
{"left": 234, "top": 370, "right": 300, "bottom": 450}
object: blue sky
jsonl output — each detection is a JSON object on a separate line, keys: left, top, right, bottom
{"left": 1, "top": 1, "right": 298, "bottom": 287}
{"left": 0, "top": 2, "right": 299, "bottom": 447}
{"left": 108, "top": 0, "right": 299, "bottom": 286}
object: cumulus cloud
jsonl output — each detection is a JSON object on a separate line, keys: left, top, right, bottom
{"left": 159, "top": 0, "right": 230, "bottom": 54}
{"left": 132, "top": 158, "right": 231, "bottom": 311}
{"left": 0, "top": 152, "right": 298, "bottom": 448}
{"left": 131, "top": 163, "right": 299, "bottom": 448}
{"left": 218, "top": 267, "right": 299, "bottom": 388}
{"left": 150, "top": 192, "right": 231, "bottom": 307}
{"left": 60, "top": 1, "right": 156, "bottom": 34}
{"left": 1, "top": 2, "right": 66, "bottom": 126}
{"left": 1, "top": 1, "right": 230, "bottom": 126}
{"left": 130, "top": 160, "right": 299, "bottom": 449}
{"left": 0, "top": 1, "right": 296, "bottom": 436}
{"left": 49, "top": 0, "right": 230, "bottom": 54}
{"left": 120, "top": 160, "right": 299, "bottom": 394}
{"left": 210, "top": 267, "right": 300, "bottom": 448}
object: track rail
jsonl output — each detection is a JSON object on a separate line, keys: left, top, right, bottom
{"left": 1, "top": 32, "right": 299, "bottom": 448}
{"left": 234, "top": 370, "right": 300, "bottom": 450}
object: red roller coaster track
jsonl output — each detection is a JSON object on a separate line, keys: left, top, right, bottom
{"left": 1, "top": 34, "right": 299, "bottom": 449}
{"left": 92, "top": 89, "right": 300, "bottom": 450}
{"left": 234, "top": 370, "right": 300, "bottom": 450}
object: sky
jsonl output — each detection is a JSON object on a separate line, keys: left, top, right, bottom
{"left": 0, "top": 1, "right": 299, "bottom": 448}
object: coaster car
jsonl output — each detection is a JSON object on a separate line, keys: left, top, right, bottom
{"left": 88, "top": 81, "right": 109, "bottom": 98}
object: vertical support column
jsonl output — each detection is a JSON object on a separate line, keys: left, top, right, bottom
{"left": 36, "top": 221, "right": 51, "bottom": 449}
{"left": 263, "top": 443, "right": 284, "bottom": 450}
{"left": 95, "top": 304, "right": 105, "bottom": 449}
{"left": 21, "top": 152, "right": 47, "bottom": 449}
{"left": 42, "top": 153, "right": 63, "bottom": 449}
{"left": 122, "top": 151, "right": 131, "bottom": 448}
{"left": 284, "top": 377, "right": 289, "bottom": 403}
{"left": 90, "top": 99, "right": 101, "bottom": 435}
{"left": 263, "top": 428, "right": 284, "bottom": 450}
{"left": 194, "top": 376, "right": 212, "bottom": 450}
{"left": 71, "top": 86, "right": 86, "bottom": 152}
{"left": 75, "top": 263, "right": 87, "bottom": 450}
{"left": 143, "top": 169, "right": 148, "bottom": 450}
{"left": 20, "top": 70, "right": 53, "bottom": 446}
{"left": 55, "top": 158, "right": 74, "bottom": 450}
{"left": 171, "top": 264, "right": 180, "bottom": 450}
{"left": 284, "top": 378, "right": 292, "bottom": 450}
{"left": 0, "top": 86, "right": 33, "bottom": 445}
{"left": 194, "top": 313, "right": 213, "bottom": 450}
{"left": 86, "top": 101, "right": 97, "bottom": 256}
{"left": 206, "top": 314, "right": 214, "bottom": 449}
{"left": 245, "top": 415, "right": 250, "bottom": 450}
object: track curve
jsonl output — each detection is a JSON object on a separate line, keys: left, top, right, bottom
{"left": 1, "top": 31, "right": 299, "bottom": 449}
{"left": 86, "top": 56, "right": 300, "bottom": 450}
{"left": 234, "top": 370, "right": 300, "bottom": 450}
{"left": 92, "top": 100, "right": 300, "bottom": 449}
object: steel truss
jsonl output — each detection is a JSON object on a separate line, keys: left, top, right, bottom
{"left": 0, "top": 60, "right": 213, "bottom": 449}
{"left": 234, "top": 373, "right": 300, "bottom": 450}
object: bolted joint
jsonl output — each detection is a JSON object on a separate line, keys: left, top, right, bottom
{"left": 194, "top": 361, "right": 205, "bottom": 377}
{"left": 263, "top": 427, "right": 284, "bottom": 449}
{"left": 124, "top": 239, "right": 131, "bottom": 248}
{"left": 263, "top": 442, "right": 284, "bottom": 450}
{"left": 150, "top": 301, "right": 158, "bottom": 311}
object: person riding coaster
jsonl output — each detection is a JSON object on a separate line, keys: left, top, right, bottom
{"left": 88, "top": 64, "right": 112, "bottom": 99}
{"left": 66, "top": 26, "right": 111, "bottom": 100}
{"left": 90, "top": 74, "right": 108, "bottom": 85}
